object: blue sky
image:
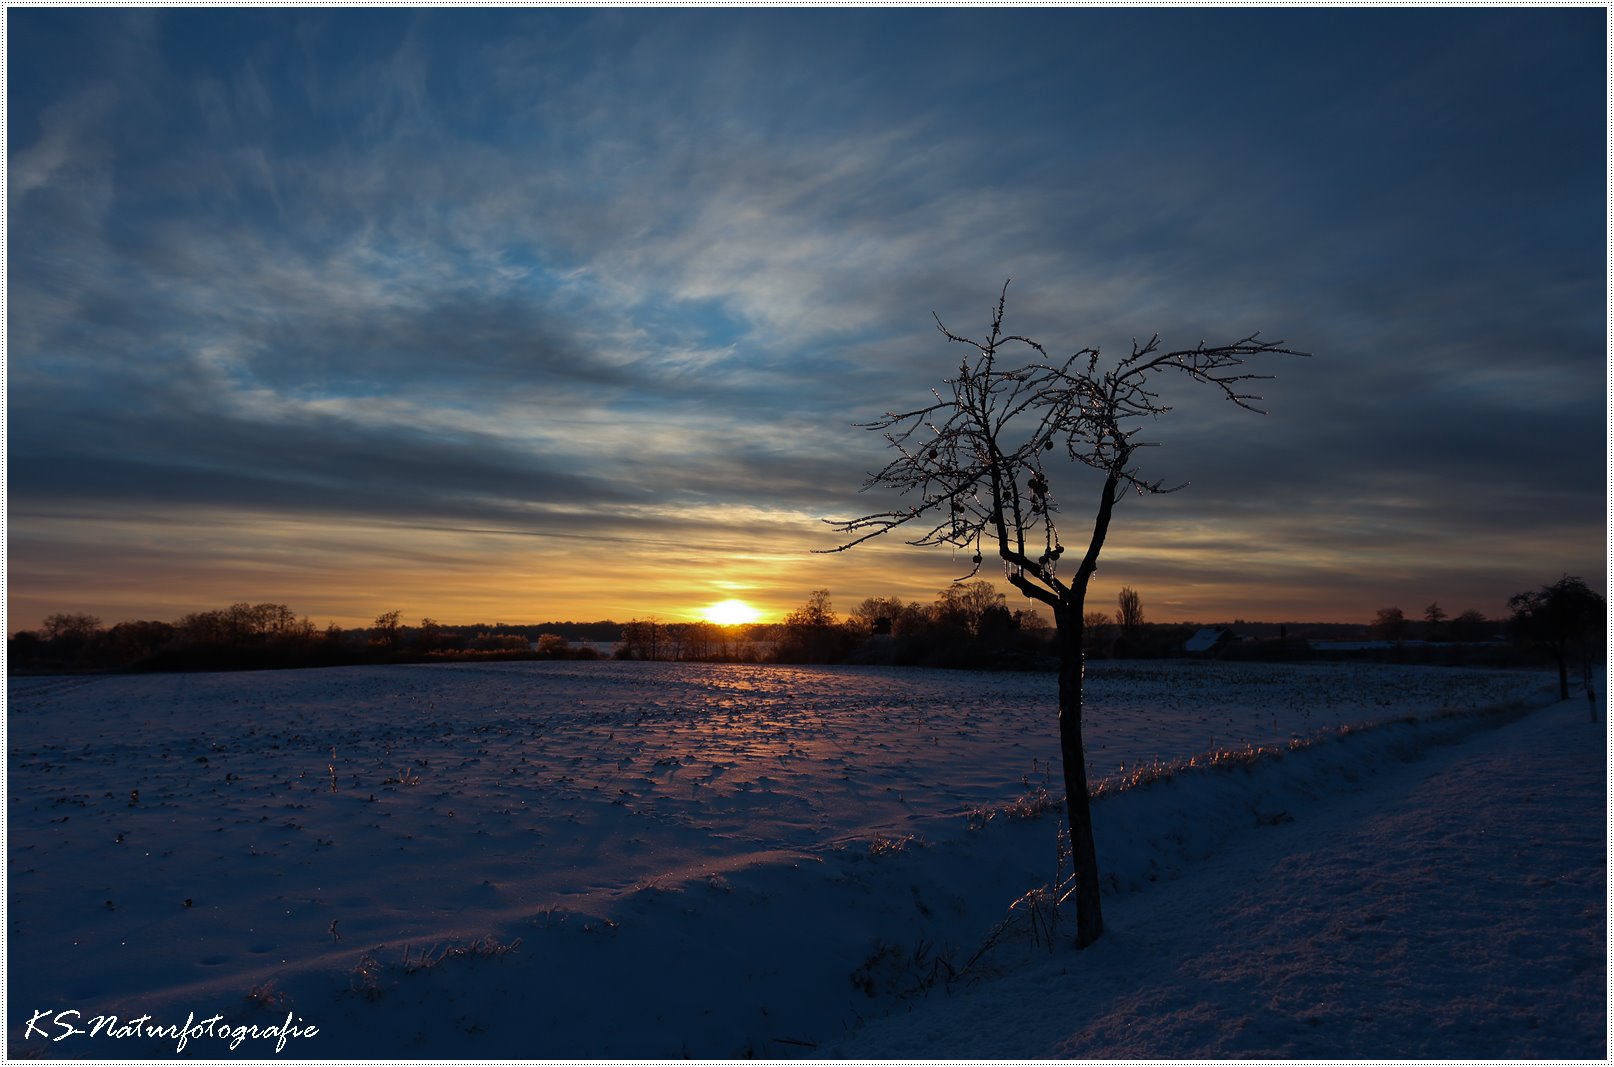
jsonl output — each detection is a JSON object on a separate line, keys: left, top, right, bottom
{"left": 8, "top": 8, "right": 1606, "bottom": 629}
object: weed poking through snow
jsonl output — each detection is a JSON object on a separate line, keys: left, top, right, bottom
{"left": 400, "top": 936, "right": 522, "bottom": 973}
{"left": 868, "top": 833, "right": 926, "bottom": 858}
{"left": 243, "top": 981, "right": 285, "bottom": 1010}
{"left": 850, "top": 937, "right": 960, "bottom": 999}
{"left": 966, "top": 762, "right": 1061, "bottom": 829}
{"left": 349, "top": 953, "right": 384, "bottom": 1001}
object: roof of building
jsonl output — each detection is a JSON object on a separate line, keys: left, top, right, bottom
{"left": 1184, "top": 627, "right": 1229, "bottom": 653}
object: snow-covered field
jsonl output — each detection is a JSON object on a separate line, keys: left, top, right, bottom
{"left": 6, "top": 659, "right": 1602, "bottom": 1058}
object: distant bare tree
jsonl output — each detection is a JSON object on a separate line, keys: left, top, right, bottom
{"left": 534, "top": 633, "right": 572, "bottom": 659}
{"left": 1509, "top": 575, "right": 1605, "bottom": 703}
{"left": 37, "top": 612, "right": 104, "bottom": 666}
{"left": 1117, "top": 586, "right": 1145, "bottom": 635}
{"left": 1451, "top": 609, "right": 1491, "bottom": 643}
{"left": 1371, "top": 606, "right": 1407, "bottom": 644}
{"left": 934, "top": 579, "right": 1009, "bottom": 638}
{"left": 1423, "top": 602, "right": 1447, "bottom": 640}
{"left": 823, "top": 281, "right": 1304, "bottom": 947}
{"left": 1081, "top": 610, "right": 1114, "bottom": 657}
{"left": 778, "top": 590, "right": 852, "bottom": 663}
{"left": 849, "top": 596, "right": 910, "bottom": 636}
{"left": 40, "top": 612, "right": 102, "bottom": 643}
{"left": 370, "top": 610, "right": 402, "bottom": 648}
{"left": 785, "top": 589, "right": 837, "bottom": 631}
{"left": 617, "top": 619, "right": 663, "bottom": 660}
{"left": 1014, "top": 607, "right": 1053, "bottom": 638}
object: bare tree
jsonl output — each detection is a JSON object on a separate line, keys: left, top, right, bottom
{"left": 822, "top": 281, "right": 1304, "bottom": 948}
{"left": 370, "top": 610, "right": 402, "bottom": 648}
{"left": 40, "top": 612, "right": 103, "bottom": 643}
{"left": 778, "top": 590, "right": 852, "bottom": 663}
{"left": 1370, "top": 606, "right": 1406, "bottom": 644}
{"left": 935, "top": 579, "right": 1009, "bottom": 638}
{"left": 1423, "top": 602, "right": 1447, "bottom": 640}
{"left": 1451, "top": 608, "right": 1491, "bottom": 643}
{"left": 1117, "top": 586, "right": 1145, "bottom": 634}
{"left": 849, "top": 595, "right": 911, "bottom": 636}
{"left": 618, "top": 619, "right": 663, "bottom": 660}
{"left": 1081, "top": 610, "right": 1114, "bottom": 658}
{"left": 1508, "top": 575, "right": 1605, "bottom": 703}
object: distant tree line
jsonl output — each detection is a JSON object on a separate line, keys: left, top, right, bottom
{"left": 1364, "top": 579, "right": 1604, "bottom": 679}
{"left": 12, "top": 575, "right": 1601, "bottom": 678}
{"left": 759, "top": 578, "right": 1603, "bottom": 672}
{"left": 6, "top": 604, "right": 622, "bottom": 674}
{"left": 9, "top": 587, "right": 1062, "bottom": 674}
{"left": 1368, "top": 603, "right": 1496, "bottom": 644}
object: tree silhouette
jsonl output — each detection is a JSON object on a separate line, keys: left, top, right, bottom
{"left": 823, "top": 281, "right": 1304, "bottom": 947}
{"left": 370, "top": 610, "right": 402, "bottom": 648}
{"left": 40, "top": 612, "right": 102, "bottom": 643}
{"left": 779, "top": 589, "right": 853, "bottom": 663}
{"left": 1371, "top": 606, "right": 1407, "bottom": 644}
{"left": 1117, "top": 586, "right": 1145, "bottom": 634}
{"left": 1451, "top": 608, "right": 1491, "bottom": 643}
{"left": 1508, "top": 575, "right": 1605, "bottom": 702}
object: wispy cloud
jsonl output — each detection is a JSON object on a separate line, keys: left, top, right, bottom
{"left": 8, "top": 8, "right": 1604, "bottom": 628}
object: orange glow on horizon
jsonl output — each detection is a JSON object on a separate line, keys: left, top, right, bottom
{"left": 701, "top": 599, "right": 762, "bottom": 626}
{"left": 10, "top": 504, "right": 1581, "bottom": 634}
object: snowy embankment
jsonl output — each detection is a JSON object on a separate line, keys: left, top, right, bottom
{"left": 834, "top": 683, "right": 1607, "bottom": 1059}
{"left": 6, "top": 660, "right": 1600, "bottom": 1058}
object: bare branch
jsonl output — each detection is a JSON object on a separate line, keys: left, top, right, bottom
{"left": 817, "top": 281, "right": 1307, "bottom": 953}
{"left": 819, "top": 283, "right": 1305, "bottom": 614}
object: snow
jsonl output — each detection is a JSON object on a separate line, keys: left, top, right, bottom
{"left": 1182, "top": 627, "right": 1229, "bottom": 653}
{"left": 6, "top": 659, "right": 1603, "bottom": 1058}
{"left": 833, "top": 675, "right": 1607, "bottom": 1058}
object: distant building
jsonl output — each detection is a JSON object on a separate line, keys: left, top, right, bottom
{"left": 1184, "top": 628, "right": 1236, "bottom": 655}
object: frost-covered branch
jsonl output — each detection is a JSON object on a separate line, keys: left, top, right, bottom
{"left": 818, "top": 279, "right": 1307, "bottom": 951}
{"left": 820, "top": 281, "right": 1308, "bottom": 608}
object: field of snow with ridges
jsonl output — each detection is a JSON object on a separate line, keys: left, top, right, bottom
{"left": 6, "top": 659, "right": 1591, "bottom": 1058}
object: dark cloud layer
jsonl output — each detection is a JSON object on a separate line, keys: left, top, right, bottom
{"left": 8, "top": 8, "right": 1605, "bottom": 626}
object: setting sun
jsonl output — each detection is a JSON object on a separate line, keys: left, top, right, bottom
{"left": 701, "top": 599, "right": 761, "bottom": 626}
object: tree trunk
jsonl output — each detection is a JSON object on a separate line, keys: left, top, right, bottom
{"left": 1056, "top": 608, "right": 1104, "bottom": 948}
{"left": 1586, "top": 651, "right": 1597, "bottom": 721}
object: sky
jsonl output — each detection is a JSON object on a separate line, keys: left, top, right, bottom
{"left": 7, "top": 8, "right": 1607, "bottom": 631}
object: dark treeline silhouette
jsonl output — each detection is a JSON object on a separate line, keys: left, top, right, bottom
{"left": 611, "top": 585, "right": 1054, "bottom": 669}
{"left": 615, "top": 619, "right": 777, "bottom": 663}
{"left": 7, "top": 604, "right": 625, "bottom": 674}
{"left": 755, "top": 582, "right": 1597, "bottom": 673}
{"left": 12, "top": 577, "right": 1600, "bottom": 677}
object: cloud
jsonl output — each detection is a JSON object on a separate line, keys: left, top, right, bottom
{"left": 6, "top": 9, "right": 1604, "bottom": 627}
